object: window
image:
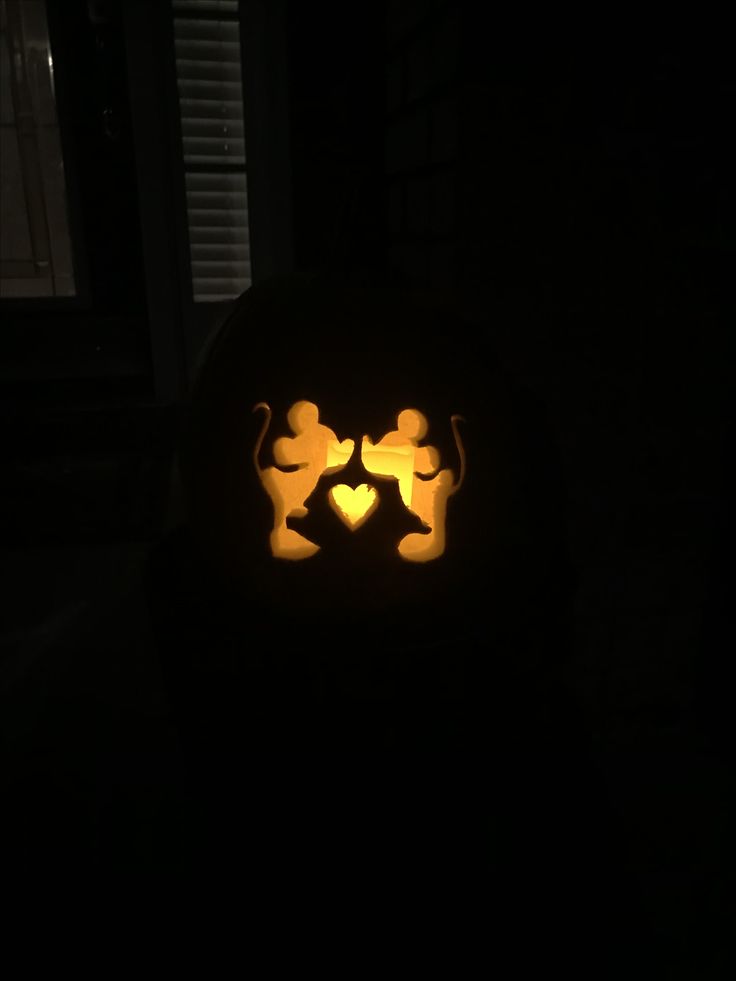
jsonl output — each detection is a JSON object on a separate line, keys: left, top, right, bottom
{"left": 0, "top": 0, "right": 76, "bottom": 298}
{"left": 172, "top": 0, "right": 251, "bottom": 302}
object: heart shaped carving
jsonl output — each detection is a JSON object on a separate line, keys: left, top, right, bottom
{"left": 328, "top": 483, "right": 379, "bottom": 530}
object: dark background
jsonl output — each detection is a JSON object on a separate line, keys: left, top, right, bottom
{"left": 1, "top": 0, "right": 734, "bottom": 969}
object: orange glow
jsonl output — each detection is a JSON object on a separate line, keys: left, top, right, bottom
{"left": 396, "top": 468, "right": 455, "bottom": 562}
{"left": 254, "top": 401, "right": 354, "bottom": 559}
{"left": 254, "top": 402, "right": 465, "bottom": 562}
{"left": 325, "top": 438, "right": 355, "bottom": 471}
{"left": 360, "top": 409, "right": 457, "bottom": 562}
{"left": 328, "top": 483, "right": 379, "bottom": 529}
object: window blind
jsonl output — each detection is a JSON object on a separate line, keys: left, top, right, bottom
{"left": 172, "top": 0, "right": 251, "bottom": 302}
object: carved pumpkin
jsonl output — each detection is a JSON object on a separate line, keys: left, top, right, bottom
{"left": 253, "top": 400, "right": 466, "bottom": 562}
{"left": 176, "top": 276, "right": 524, "bottom": 632}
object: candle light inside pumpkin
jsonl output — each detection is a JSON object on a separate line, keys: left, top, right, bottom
{"left": 254, "top": 401, "right": 465, "bottom": 562}
{"left": 328, "top": 484, "right": 379, "bottom": 530}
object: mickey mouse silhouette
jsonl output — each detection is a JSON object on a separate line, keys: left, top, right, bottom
{"left": 362, "top": 409, "right": 465, "bottom": 562}
{"left": 254, "top": 402, "right": 464, "bottom": 562}
{"left": 253, "top": 401, "right": 354, "bottom": 559}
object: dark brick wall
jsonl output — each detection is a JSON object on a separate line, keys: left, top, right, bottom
{"left": 384, "top": 0, "right": 459, "bottom": 287}
{"left": 286, "top": 2, "right": 386, "bottom": 276}
{"left": 383, "top": 10, "right": 733, "bottom": 756}
{"left": 382, "top": 15, "right": 734, "bottom": 965}
{"left": 451, "top": 30, "right": 733, "bottom": 753}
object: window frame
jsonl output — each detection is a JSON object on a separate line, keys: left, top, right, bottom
{"left": 0, "top": 0, "right": 91, "bottom": 312}
{"left": 0, "top": 0, "right": 295, "bottom": 406}
{"left": 163, "top": 0, "right": 295, "bottom": 383}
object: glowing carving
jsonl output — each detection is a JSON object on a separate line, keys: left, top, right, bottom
{"left": 361, "top": 410, "right": 463, "bottom": 562}
{"left": 254, "top": 401, "right": 465, "bottom": 562}
{"left": 328, "top": 483, "right": 379, "bottom": 529}
{"left": 253, "top": 401, "right": 354, "bottom": 559}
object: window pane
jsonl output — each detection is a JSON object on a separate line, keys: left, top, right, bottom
{"left": 173, "top": 1, "right": 239, "bottom": 14}
{"left": 174, "top": 16, "right": 245, "bottom": 165}
{"left": 0, "top": 0, "right": 76, "bottom": 298}
{"left": 173, "top": 1, "right": 252, "bottom": 302}
{"left": 186, "top": 170, "right": 250, "bottom": 301}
